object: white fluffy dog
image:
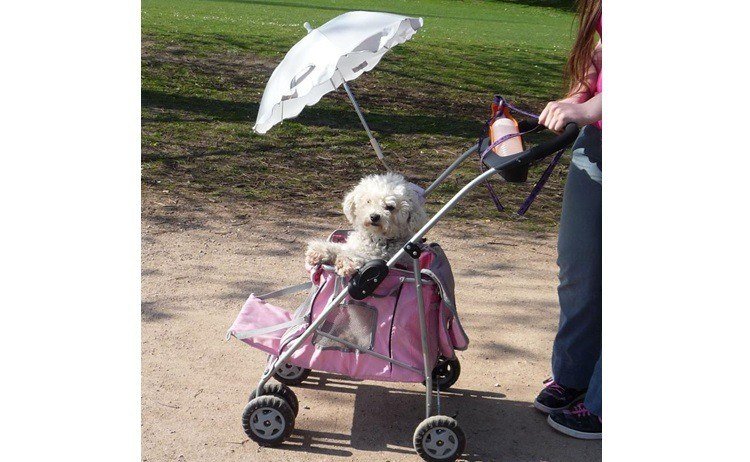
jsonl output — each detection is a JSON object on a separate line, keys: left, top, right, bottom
{"left": 305, "top": 173, "right": 428, "bottom": 277}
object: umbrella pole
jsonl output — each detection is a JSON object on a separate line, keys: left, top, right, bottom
{"left": 341, "top": 81, "right": 390, "bottom": 171}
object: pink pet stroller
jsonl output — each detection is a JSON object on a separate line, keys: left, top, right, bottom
{"left": 228, "top": 11, "right": 581, "bottom": 462}
{"left": 227, "top": 230, "right": 470, "bottom": 458}
{"left": 226, "top": 108, "right": 578, "bottom": 461}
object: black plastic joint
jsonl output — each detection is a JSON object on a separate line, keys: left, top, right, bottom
{"left": 347, "top": 259, "right": 389, "bottom": 300}
{"left": 404, "top": 242, "right": 422, "bottom": 259}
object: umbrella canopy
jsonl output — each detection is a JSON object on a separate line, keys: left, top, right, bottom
{"left": 253, "top": 11, "right": 423, "bottom": 135}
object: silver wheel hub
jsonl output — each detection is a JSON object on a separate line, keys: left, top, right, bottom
{"left": 423, "top": 427, "right": 458, "bottom": 459}
{"left": 249, "top": 407, "right": 285, "bottom": 439}
{"left": 277, "top": 363, "right": 304, "bottom": 379}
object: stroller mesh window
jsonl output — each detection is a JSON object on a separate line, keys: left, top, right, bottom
{"left": 312, "top": 301, "right": 377, "bottom": 352}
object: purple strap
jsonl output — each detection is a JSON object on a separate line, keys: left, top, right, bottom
{"left": 478, "top": 129, "right": 535, "bottom": 214}
{"left": 516, "top": 148, "right": 564, "bottom": 216}
{"left": 496, "top": 97, "right": 540, "bottom": 120}
{"left": 478, "top": 96, "right": 565, "bottom": 216}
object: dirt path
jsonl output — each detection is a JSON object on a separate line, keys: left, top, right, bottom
{"left": 141, "top": 194, "right": 601, "bottom": 461}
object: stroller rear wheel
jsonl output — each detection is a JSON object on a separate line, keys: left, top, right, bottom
{"left": 272, "top": 362, "right": 311, "bottom": 386}
{"left": 248, "top": 382, "right": 299, "bottom": 416}
{"left": 242, "top": 395, "right": 295, "bottom": 447}
{"left": 424, "top": 356, "right": 461, "bottom": 390}
{"left": 413, "top": 415, "right": 466, "bottom": 462}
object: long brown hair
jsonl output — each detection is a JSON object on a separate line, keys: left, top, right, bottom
{"left": 566, "top": 0, "right": 602, "bottom": 96}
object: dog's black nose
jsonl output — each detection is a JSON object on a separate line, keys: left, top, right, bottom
{"left": 370, "top": 213, "right": 381, "bottom": 223}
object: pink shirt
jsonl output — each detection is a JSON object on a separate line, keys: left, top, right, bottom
{"left": 593, "top": 15, "right": 602, "bottom": 129}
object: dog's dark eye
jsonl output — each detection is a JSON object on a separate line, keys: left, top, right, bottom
{"left": 385, "top": 204, "right": 395, "bottom": 211}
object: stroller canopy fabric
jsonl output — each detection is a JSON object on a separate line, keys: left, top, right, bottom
{"left": 253, "top": 11, "right": 423, "bottom": 134}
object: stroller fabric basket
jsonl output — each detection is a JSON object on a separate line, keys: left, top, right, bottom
{"left": 228, "top": 241, "right": 468, "bottom": 383}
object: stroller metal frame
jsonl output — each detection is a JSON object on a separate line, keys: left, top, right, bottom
{"left": 245, "top": 117, "right": 580, "bottom": 460}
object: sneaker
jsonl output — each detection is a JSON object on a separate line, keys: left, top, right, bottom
{"left": 534, "top": 378, "right": 587, "bottom": 413}
{"left": 547, "top": 402, "right": 602, "bottom": 440}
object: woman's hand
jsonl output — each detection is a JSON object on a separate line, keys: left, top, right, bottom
{"left": 539, "top": 94, "right": 602, "bottom": 132}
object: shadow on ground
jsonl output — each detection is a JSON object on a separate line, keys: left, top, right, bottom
{"left": 141, "top": 26, "right": 569, "bottom": 228}
{"left": 275, "top": 372, "right": 599, "bottom": 461}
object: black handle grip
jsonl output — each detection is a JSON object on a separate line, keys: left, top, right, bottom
{"left": 517, "top": 122, "right": 579, "bottom": 164}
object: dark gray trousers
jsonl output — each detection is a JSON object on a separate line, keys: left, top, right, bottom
{"left": 552, "top": 125, "right": 602, "bottom": 417}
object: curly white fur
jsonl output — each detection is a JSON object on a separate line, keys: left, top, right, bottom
{"left": 305, "top": 173, "right": 428, "bottom": 277}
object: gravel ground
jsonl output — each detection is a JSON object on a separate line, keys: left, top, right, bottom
{"left": 141, "top": 194, "right": 602, "bottom": 461}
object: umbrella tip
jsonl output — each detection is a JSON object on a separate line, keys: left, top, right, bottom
{"left": 303, "top": 22, "right": 313, "bottom": 33}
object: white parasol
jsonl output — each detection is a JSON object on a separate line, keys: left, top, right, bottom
{"left": 253, "top": 11, "right": 424, "bottom": 169}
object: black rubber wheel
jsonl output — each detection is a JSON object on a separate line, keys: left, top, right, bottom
{"left": 242, "top": 395, "right": 295, "bottom": 447}
{"left": 248, "top": 382, "right": 299, "bottom": 416}
{"left": 413, "top": 415, "right": 466, "bottom": 462}
{"left": 424, "top": 356, "right": 461, "bottom": 390}
{"left": 273, "top": 362, "right": 311, "bottom": 386}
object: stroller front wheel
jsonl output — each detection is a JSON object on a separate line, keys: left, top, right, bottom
{"left": 272, "top": 362, "right": 311, "bottom": 386}
{"left": 242, "top": 395, "right": 295, "bottom": 447}
{"left": 424, "top": 356, "right": 461, "bottom": 390}
{"left": 413, "top": 415, "right": 466, "bottom": 462}
{"left": 248, "top": 382, "right": 299, "bottom": 416}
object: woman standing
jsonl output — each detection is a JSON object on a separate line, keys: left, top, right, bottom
{"left": 533, "top": 0, "right": 603, "bottom": 440}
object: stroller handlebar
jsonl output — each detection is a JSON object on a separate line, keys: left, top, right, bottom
{"left": 521, "top": 121, "right": 580, "bottom": 161}
{"left": 484, "top": 122, "right": 580, "bottom": 171}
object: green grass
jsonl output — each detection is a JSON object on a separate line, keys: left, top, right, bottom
{"left": 142, "top": 0, "right": 577, "bottom": 231}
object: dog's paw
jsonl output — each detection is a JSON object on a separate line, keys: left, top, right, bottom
{"left": 305, "top": 243, "right": 330, "bottom": 267}
{"left": 334, "top": 255, "right": 361, "bottom": 277}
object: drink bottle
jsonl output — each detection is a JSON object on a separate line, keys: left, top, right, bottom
{"left": 488, "top": 103, "right": 528, "bottom": 182}
{"left": 490, "top": 114, "right": 523, "bottom": 156}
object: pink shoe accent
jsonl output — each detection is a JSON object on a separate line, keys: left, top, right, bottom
{"left": 569, "top": 403, "right": 602, "bottom": 422}
{"left": 570, "top": 402, "right": 592, "bottom": 417}
{"left": 543, "top": 379, "right": 567, "bottom": 394}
